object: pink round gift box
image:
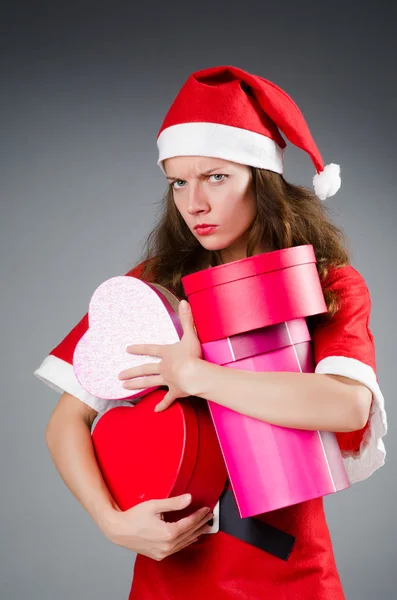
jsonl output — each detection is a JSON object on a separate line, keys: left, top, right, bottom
{"left": 181, "top": 245, "right": 350, "bottom": 517}
{"left": 181, "top": 244, "right": 327, "bottom": 343}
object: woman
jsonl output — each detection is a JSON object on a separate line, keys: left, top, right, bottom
{"left": 34, "top": 65, "right": 387, "bottom": 599}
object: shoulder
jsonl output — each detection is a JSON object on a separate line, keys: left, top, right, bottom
{"left": 308, "top": 263, "right": 374, "bottom": 355}
{"left": 322, "top": 264, "right": 371, "bottom": 308}
{"left": 323, "top": 264, "right": 369, "bottom": 291}
{"left": 309, "top": 263, "right": 377, "bottom": 376}
{"left": 124, "top": 257, "right": 156, "bottom": 280}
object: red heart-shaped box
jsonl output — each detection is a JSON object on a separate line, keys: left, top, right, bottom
{"left": 91, "top": 388, "right": 228, "bottom": 521}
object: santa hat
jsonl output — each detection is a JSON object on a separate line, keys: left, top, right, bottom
{"left": 156, "top": 65, "right": 341, "bottom": 201}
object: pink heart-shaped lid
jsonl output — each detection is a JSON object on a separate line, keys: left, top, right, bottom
{"left": 73, "top": 276, "right": 183, "bottom": 400}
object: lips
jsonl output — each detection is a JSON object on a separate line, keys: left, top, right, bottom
{"left": 195, "top": 225, "right": 218, "bottom": 236}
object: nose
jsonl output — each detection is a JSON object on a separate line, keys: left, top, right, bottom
{"left": 186, "top": 183, "right": 211, "bottom": 215}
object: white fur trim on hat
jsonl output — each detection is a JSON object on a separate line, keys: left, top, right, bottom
{"left": 157, "top": 122, "right": 285, "bottom": 174}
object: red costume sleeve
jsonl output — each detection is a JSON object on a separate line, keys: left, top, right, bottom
{"left": 33, "top": 261, "right": 150, "bottom": 414}
{"left": 310, "top": 265, "right": 387, "bottom": 484}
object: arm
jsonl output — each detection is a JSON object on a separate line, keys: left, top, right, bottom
{"left": 45, "top": 392, "right": 119, "bottom": 534}
{"left": 45, "top": 392, "right": 213, "bottom": 559}
{"left": 184, "top": 359, "right": 372, "bottom": 433}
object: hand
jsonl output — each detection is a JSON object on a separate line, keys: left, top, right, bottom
{"left": 118, "top": 300, "right": 202, "bottom": 412}
{"left": 101, "top": 494, "right": 214, "bottom": 561}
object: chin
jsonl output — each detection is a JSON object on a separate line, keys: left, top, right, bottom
{"left": 199, "top": 240, "right": 231, "bottom": 252}
{"left": 195, "top": 233, "right": 229, "bottom": 249}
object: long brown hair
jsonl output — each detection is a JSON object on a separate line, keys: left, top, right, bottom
{"left": 134, "top": 167, "right": 351, "bottom": 321}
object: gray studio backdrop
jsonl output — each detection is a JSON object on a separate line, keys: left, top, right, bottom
{"left": 2, "top": 3, "right": 396, "bottom": 599}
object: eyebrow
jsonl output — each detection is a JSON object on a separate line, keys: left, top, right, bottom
{"left": 165, "top": 166, "right": 228, "bottom": 181}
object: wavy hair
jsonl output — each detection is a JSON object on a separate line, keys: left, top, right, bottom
{"left": 134, "top": 168, "right": 352, "bottom": 322}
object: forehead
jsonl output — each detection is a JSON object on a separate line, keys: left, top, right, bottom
{"left": 163, "top": 156, "right": 237, "bottom": 177}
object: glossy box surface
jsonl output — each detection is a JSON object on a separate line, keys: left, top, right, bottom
{"left": 182, "top": 246, "right": 350, "bottom": 517}
{"left": 181, "top": 245, "right": 327, "bottom": 343}
{"left": 92, "top": 389, "right": 227, "bottom": 522}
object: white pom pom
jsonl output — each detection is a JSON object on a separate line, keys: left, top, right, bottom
{"left": 313, "top": 163, "right": 341, "bottom": 201}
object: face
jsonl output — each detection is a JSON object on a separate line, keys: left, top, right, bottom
{"left": 163, "top": 156, "right": 258, "bottom": 263}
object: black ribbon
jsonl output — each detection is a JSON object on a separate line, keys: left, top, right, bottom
{"left": 216, "top": 489, "right": 295, "bottom": 561}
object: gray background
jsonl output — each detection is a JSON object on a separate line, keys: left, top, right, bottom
{"left": 2, "top": 1, "right": 396, "bottom": 598}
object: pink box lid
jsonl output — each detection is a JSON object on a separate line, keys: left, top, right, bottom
{"left": 182, "top": 244, "right": 316, "bottom": 296}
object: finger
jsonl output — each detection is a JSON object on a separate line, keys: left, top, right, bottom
{"left": 151, "top": 494, "right": 193, "bottom": 514}
{"left": 167, "top": 520, "right": 213, "bottom": 556}
{"left": 167, "top": 534, "right": 200, "bottom": 556}
{"left": 118, "top": 362, "right": 161, "bottom": 380}
{"left": 154, "top": 393, "right": 176, "bottom": 412}
{"left": 179, "top": 304, "right": 197, "bottom": 336}
{"left": 167, "top": 506, "right": 212, "bottom": 538}
{"left": 126, "top": 343, "right": 163, "bottom": 356}
{"left": 121, "top": 375, "right": 164, "bottom": 390}
{"left": 168, "top": 511, "right": 214, "bottom": 546}
{"left": 178, "top": 300, "right": 191, "bottom": 319}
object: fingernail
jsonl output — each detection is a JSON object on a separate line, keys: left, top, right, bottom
{"left": 180, "top": 300, "right": 190, "bottom": 312}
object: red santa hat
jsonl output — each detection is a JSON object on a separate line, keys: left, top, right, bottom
{"left": 156, "top": 65, "right": 341, "bottom": 201}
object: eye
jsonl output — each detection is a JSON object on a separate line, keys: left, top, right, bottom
{"left": 209, "top": 174, "right": 228, "bottom": 183}
{"left": 171, "top": 180, "right": 186, "bottom": 190}
{"left": 170, "top": 174, "right": 229, "bottom": 191}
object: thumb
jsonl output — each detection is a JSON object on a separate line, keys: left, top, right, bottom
{"left": 150, "top": 493, "right": 192, "bottom": 514}
{"left": 179, "top": 300, "right": 196, "bottom": 332}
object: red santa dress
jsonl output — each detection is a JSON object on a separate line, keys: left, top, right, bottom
{"left": 33, "top": 261, "right": 387, "bottom": 600}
